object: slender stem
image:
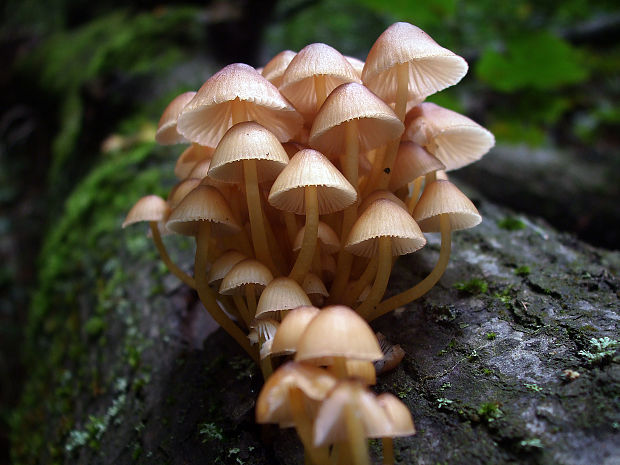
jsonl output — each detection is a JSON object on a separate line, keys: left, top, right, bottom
{"left": 345, "top": 256, "right": 378, "bottom": 307}
{"left": 344, "top": 120, "right": 359, "bottom": 190}
{"left": 233, "top": 294, "right": 251, "bottom": 327}
{"left": 262, "top": 206, "right": 287, "bottom": 276}
{"left": 284, "top": 212, "right": 298, "bottom": 246}
{"left": 425, "top": 170, "right": 437, "bottom": 185}
{"left": 345, "top": 398, "right": 370, "bottom": 465}
{"left": 356, "top": 237, "right": 392, "bottom": 319}
{"left": 195, "top": 221, "right": 258, "bottom": 362}
{"left": 244, "top": 159, "right": 277, "bottom": 274}
{"left": 370, "top": 214, "right": 452, "bottom": 321}
{"left": 382, "top": 437, "right": 394, "bottom": 465}
{"left": 245, "top": 284, "right": 257, "bottom": 321}
{"left": 328, "top": 203, "right": 358, "bottom": 302}
{"left": 289, "top": 186, "right": 319, "bottom": 284}
{"left": 333, "top": 357, "right": 348, "bottom": 379}
{"left": 314, "top": 74, "right": 327, "bottom": 112}
{"left": 258, "top": 350, "right": 273, "bottom": 380}
{"left": 363, "top": 147, "right": 385, "bottom": 196}
{"left": 376, "top": 62, "right": 409, "bottom": 191}
{"left": 406, "top": 177, "right": 424, "bottom": 215}
{"left": 149, "top": 222, "right": 195, "bottom": 289}
{"left": 290, "top": 387, "right": 329, "bottom": 465}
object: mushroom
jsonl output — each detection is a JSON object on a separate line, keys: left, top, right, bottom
{"left": 208, "top": 121, "right": 291, "bottom": 274}
{"left": 371, "top": 180, "right": 481, "bottom": 320}
{"left": 155, "top": 91, "right": 195, "bottom": 145}
{"left": 123, "top": 195, "right": 195, "bottom": 289}
{"left": 345, "top": 198, "right": 426, "bottom": 319}
{"left": 166, "top": 185, "right": 257, "bottom": 361}
{"left": 268, "top": 148, "right": 357, "bottom": 283}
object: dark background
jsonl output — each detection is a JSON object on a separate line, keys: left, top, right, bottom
{"left": 1, "top": 0, "right": 619, "bottom": 463}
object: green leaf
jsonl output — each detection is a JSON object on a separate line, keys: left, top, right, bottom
{"left": 476, "top": 32, "right": 589, "bottom": 92}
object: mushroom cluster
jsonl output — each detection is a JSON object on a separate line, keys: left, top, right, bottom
{"left": 123, "top": 21, "right": 494, "bottom": 464}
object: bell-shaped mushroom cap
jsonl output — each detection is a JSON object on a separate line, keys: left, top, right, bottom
{"left": 358, "top": 190, "right": 407, "bottom": 215}
{"left": 207, "top": 250, "right": 247, "bottom": 285}
{"left": 293, "top": 221, "right": 340, "bottom": 254}
{"left": 388, "top": 141, "right": 445, "bottom": 191}
{"left": 362, "top": 22, "right": 468, "bottom": 104}
{"left": 313, "top": 381, "right": 392, "bottom": 446}
{"left": 177, "top": 63, "right": 303, "bottom": 146}
{"left": 271, "top": 306, "right": 320, "bottom": 356}
{"left": 302, "top": 273, "right": 329, "bottom": 306}
{"left": 219, "top": 258, "right": 274, "bottom": 295}
{"left": 155, "top": 91, "right": 196, "bottom": 145}
{"left": 344, "top": 55, "right": 365, "bottom": 79}
{"left": 255, "top": 277, "right": 312, "bottom": 319}
{"left": 174, "top": 144, "right": 214, "bottom": 179}
{"left": 345, "top": 199, "right": 426, "bottom": 258}
{"left": 413, "top": 180, "right": 481, "bottom": 232}
{"left": 377, "top": 393, "right": 416, "bottom": 436}
{"left": 406, "top": 102, "right": 495, "bottom": 170}
{"left": 268, "top": 149, "right": 357, "bottom": 215}
{"left": 256, "top": 362, "right": 337, "bottom": 427}
{"left": 123, "top": 195, "right": 170, "bottom": 228}
{"left": 279, "top": 43, "right": 360, "bottom": 121}
{"left": 166, "top": 185, "right": 241, "bottom": 236}
{"left": 167, "top": 178, "right": 202, "bottom": 209}
{"left": 309, "top": 82, "right": 404, "bottom": 157}
{"left": 207, "top": 121, "right": 290, "bottom": 183}
{"left": 261, "top": 50, "right": 296, "bottom": 88}
{"left": 295, "top": 305, "right": 383, "bottom": 363}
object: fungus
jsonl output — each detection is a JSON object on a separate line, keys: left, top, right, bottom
{"left": 155, "top": 91, "right": 195, "bottom": 145}
{"left": 371, "top": 180, "right": 481, "bottom": 320}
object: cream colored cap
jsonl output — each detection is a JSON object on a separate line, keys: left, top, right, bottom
{"left": 279, "top": 43, "right": 360, "bottom": 121}
{"left": 155, "top": 91, "right": 196, "bottom": 145}
{"left": 388, "top": 141, "right": 445, "bottom": 191}
{"left": 255, "top": 277, "right": 312, "bottom": 319}
{"left": 270, "top": 305, "right": 320, "bottom": 356}
{"left": 207, "top": 121, "right": 290, "bottom": 183}
{"left": 295, "top": 305, "right": 383, "bottom": 363}
{"left": 293, "top": 221, "right": 340, "bottom": 254}
{"left": 268, "top": 149, "right": 357, "bottom": 215}
{"left": 219, "top": 258, "right": 273, "bottom": 295}
{"left": 123, "top": 195, "right": 169, "bottom": 228}
{"left": 177, "top": 63, "right": 303, "bottom": 146}
{"left": 174, "top": 144, "right": 214, "bottom": 179}
{"left": 261, "top": 50, "right": 296, "bottom": 88}
{"left": 413, "top": 180, "right": 481, "bottom": 232}
{"left": 207, "top": 250, "right": 247, "bottom": 285}
{"left": 406, "top": 102, "right": 495, "bottom": 170}
{"left": 309, "top": 82, "right": 404, "bottom": 157}
{"left": 166, "top": 185, "right": 241, "bottom": 236}
{"left": 345, "top": 199, "right": 426, "bottom": 257}
{"left": 362, "top": 22, "right": 468, "bottom": 104}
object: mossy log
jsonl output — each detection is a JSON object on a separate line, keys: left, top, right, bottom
{"left": 11, "top": 143, "right": 620, "bottom": 465}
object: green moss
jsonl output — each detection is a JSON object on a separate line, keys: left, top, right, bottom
{"left": 454, "top": 278, "right": 488, "bottom": 294}
{"left": 514, "top": 265, "right": 531, "bottom": 276}
{"left": 485, "top": 332, "right": 497, "bottom": 340}
{"left": 477, "top": 401, "right": 503, "bottom": 422}
{"left": 497, "top": 217, "right": 527, "bottom": 231}
{"left": 11, "top": 140, "right": 173, "bottom": 465}
{"left": 493, "top": 287, "right": 513, "bottom": 309}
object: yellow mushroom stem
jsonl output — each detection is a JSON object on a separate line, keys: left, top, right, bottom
{"left": 344, "top": 256, "right": 378, "bottom": 307}
{"left": 363, "top": 147, "right": 385, "bottom": 196}
{"left": 262, "top": 208, "right": 288, "bottom": 275}
{"left": 244, "top": 159, "right": 278, "bottom": 275}
{"left": 406, "top": 177, "right": 424, "bottom": 214}
{"left": 284, "top": 212, "right": 298, "bottom": 246}
{"left": 375, "top": 62, "right": 409, "bottom": 191}
{"left": 289, "top": 186, "right": 319, "bottom": 283}
{"left": 245, "top": 283, "right": 257, "bottom": 320}
{"left": 194, "top": 221, "right": 258, "bottom": 362}
{"left": 382, "top": 437, "right": 394, "bottom": 465}
{"left": 149, "top": 221, "right": 195, "bottom": 289}
{"left": 289, "top": 387, "right": 329, "bottom": 465}
{"left": 356, "top": 236, "right": 392, "bottom": 319}
{"left": 233, "top": 294, "right": 252, "bottom": 327}
{"left": 345, "top": 396, "right": 370, "bottom": 465}
{"left": 370, "top": 213, "right": 452, "bottom": 321}
{"left": 314, "top": 74, "right": 328, "bottom": 112}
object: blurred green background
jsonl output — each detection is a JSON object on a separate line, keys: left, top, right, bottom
{"left": 1, "top": 0, "right": 618, "bottom": 463}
